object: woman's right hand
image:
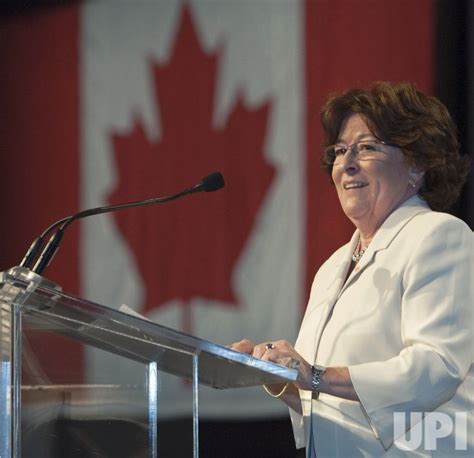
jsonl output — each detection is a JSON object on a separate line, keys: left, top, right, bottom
{"left": 228, "top": 338, "right": 303, "bottom": 413}
{"left": 228, "top": 338, "right": 256, "bottom": 354}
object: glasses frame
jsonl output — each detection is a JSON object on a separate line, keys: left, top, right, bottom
{"left": 324, "top": 140, "right": 401, "bottom": 165}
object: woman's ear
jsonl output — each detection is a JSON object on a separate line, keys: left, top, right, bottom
{"left": 408, "top": 167, "right": 425, "bottom": 189}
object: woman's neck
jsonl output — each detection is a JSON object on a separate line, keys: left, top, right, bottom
{"left": 358, "top": 232, "right": 374, "bottom": 251}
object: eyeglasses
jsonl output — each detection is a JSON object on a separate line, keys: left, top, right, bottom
{"left": 324, "top": 140, "right": 400, "bottom": 165}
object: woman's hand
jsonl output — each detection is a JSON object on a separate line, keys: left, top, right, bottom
{"left": 229, "top": 338, "right": 313, "bottom": 391}
{"left": 257, "top": 342, "right": 358, "bottom": 400}
{"left": 228, "top": 338, "right": 256, "bottom": 354}
{"left": 229, "top": 338, "right": 359, "bottom": 401}
{"left": 252, "top": 340, "right": 313, "bottom": 391}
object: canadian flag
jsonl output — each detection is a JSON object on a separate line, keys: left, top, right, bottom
{"left": 0, "top": 0, "right": 433, "bottom": 419}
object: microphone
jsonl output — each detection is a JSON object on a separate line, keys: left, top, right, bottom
{"left": 198, "top": 172, "right": 225, "bottom": 192}
{"left": 20, "top": 172, "right": 225, "bottom": 275}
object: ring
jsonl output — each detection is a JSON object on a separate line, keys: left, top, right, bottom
{"left": 265, "top": 343, "right": 275, "bottom": 350}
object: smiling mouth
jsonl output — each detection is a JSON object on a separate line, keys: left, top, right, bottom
{"left": 343, "top": 182, "right": 368, "bottom": 190}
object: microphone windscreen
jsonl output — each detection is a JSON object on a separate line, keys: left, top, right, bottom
{"left": 200, "top": 172, "right": 225, "bottom": 192}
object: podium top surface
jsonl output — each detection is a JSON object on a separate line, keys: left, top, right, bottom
{"left": 1, "top": 268, "right": 298, "bottom": 389}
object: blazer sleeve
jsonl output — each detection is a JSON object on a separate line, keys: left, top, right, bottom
{"left": 348, "top": 215, "right": 473, "bottom": 450}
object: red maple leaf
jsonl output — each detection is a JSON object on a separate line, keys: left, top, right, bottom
{"left": 107, "top": 6, "right": 275, "bottom": 324}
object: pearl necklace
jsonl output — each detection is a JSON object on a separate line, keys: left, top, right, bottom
{"left": 352, "top": 239, "right": 366, "bottom": 263}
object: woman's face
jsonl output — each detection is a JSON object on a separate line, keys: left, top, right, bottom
{"left": 331, "top": 114, "right": 417, "bottom": 233}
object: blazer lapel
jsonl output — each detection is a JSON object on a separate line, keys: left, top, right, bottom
{"left": 304, "top": 196, "right": 431, "bottom": 366}
{"left": 326, "top": 232, "right": 359, "bottom": 302}
{"left": 338, "top": 195, "right": 431, "bottom": 296}
{"left": 305, "top": 234, "right": 358, "bottom": 364}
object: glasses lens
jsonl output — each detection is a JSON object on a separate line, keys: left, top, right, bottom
{"left": 356, "top": 141, "right": 380, "bottom": 160}
{"left": 334, "top": 145, "right": 347, "bottom": 156}
{"left": 324, "top": 145, "right": 344, "bottom": 164}
{"left": 325, "top": 141, "right": 392, "bottom": 165}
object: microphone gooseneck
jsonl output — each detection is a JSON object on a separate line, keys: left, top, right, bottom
{"left": 20, "top": 172, "right": 225, "bottom": 275}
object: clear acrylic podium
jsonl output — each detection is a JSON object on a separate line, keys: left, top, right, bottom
{"left": 0, "top": 267, "right": 297, "bottom": 457}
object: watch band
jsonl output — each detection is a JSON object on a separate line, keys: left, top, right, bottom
{"left": 311, "top": 365, "right": 326, "bottom": 393}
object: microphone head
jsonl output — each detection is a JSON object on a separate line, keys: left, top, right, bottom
{"left": 199, "top": 172, "right": 225, "bottom": 192}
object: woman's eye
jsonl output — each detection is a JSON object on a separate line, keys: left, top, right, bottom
{"left": 334, "top": 147, "right": 347, "bottom": 156}
{"left": 359, "top": 142, "right": 376, "bottom": 151}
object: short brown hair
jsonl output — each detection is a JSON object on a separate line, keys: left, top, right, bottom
{"left": 320, "top": 81, "right": 470, "bottom": 211}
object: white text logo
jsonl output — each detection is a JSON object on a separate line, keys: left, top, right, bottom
{"left": 393, "top": 412, "right": 467, "bottom": 451}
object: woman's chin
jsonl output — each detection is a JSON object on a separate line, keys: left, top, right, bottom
{"left": 341, "top": 201, "right": 370, "bottom": 222}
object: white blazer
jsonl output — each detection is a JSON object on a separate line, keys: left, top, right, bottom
{"left": 291, "top": 195, "right": 473, "bottom": 457}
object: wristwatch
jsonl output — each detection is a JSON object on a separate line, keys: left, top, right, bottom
{"left": 311, "top": 365, "right": 326, "bottom": 393}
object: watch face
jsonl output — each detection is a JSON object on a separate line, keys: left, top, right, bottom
{"left": 311, "top": 365, "right": 326, "bottom": 392}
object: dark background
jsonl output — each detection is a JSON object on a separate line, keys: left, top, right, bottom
{"left": 435, "top": 0, "right": 473, "bottom": 227}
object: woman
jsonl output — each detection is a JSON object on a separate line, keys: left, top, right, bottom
{"left": 232, "top": 82, "right": 473, "bottom": 456}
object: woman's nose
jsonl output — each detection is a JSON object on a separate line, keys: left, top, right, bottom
{"left": 339, "top": 149, "right": 359, "bottom": 172}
